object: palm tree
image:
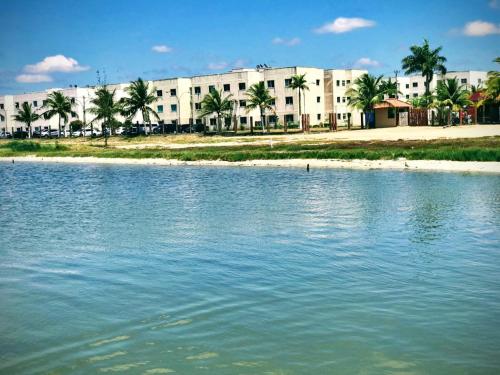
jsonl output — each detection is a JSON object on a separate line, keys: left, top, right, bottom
{"left": 245, "top": 82, "right": 275, "bottom": 134}
{"left": 199, "top": 89, "right": 233, "bottom": 134}
{"left": 435, "top": 78, "right": 471, "bottom": 125}
{"left": 42, "top": 91, "right": 74, "bottom": 137}
{"left": 121, "top": 78, "right": 160, "bottom": 135}
{"left": 88, "top": 86, "right": 122, "bottom": 147}
{"left": 485, "top": 57, "right": 500, "bottom": 102}
{"left": 13, "top": 102, "right": 40, "bottom": 138}
{"left": 289, "top": 74, "right": 309, "bottom": 131}
{"left": 401, "top": 39, "right": 447, "bottom": 98}
{"left": 346, "top": 74, "right": 393, "bottom": 129}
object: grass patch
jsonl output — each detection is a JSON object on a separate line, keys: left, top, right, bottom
{"left": 1, "top": 137, "right": 499, "bottom": 162}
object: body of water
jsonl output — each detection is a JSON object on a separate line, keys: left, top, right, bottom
{"left": 0, "top": 162, "right": 499, "bottom": 374}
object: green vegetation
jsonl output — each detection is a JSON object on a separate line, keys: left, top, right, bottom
{"left": 401, "top": 39, "right": 447, "bottom": 97}
{"left": 121, "top": 78, "right": 160, "bottom": 134}
{"left": 245, "top": 82, "right": 275, "bottom": 134}
{"left": 1, "top": 137, "right": 498, "bottom": 162}
{"left": 289, "top": 74, "right": 309, "bottom": 131}
{"left": 12, "top": 102, "right": 40, "bottom": 137}
{"left": 199, "top": 89, "right": 233, "bottom": 134}
{"left": 88, "top": 86, "right": 123, "bottom": 147}
{"left": 42, "top": 91, "right": 75, "bottom": 135}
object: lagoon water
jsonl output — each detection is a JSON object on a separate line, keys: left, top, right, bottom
{"left": 0, "top": 162, "right": 499, "bottom": 375}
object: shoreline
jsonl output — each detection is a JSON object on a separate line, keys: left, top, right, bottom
{"left": 1, "top": 156, "right": 500, "bottom": 174}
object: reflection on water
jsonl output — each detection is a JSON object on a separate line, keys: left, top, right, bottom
{"left": 0, "top": 163, "right": 499, "bottom": 374}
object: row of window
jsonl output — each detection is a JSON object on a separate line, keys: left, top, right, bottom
{"left": 10, "top": 98, "right": 77, "bottom": 109}
{"left": 336, "top": 80, "right": 351, "bottom": 87}
{"left": 336, "top": 97, "right": 351, "bottom": 103}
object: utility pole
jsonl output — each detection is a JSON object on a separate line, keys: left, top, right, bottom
{"left": 394, "top": 70, "right": 400, "bottom": 100}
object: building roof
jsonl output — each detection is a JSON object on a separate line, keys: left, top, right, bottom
{"left": 374, "top": 98, "right": 412, "bottom": 109}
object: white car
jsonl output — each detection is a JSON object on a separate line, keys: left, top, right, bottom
{"left": 83, "top": 128, "right": 102, "bottom": 137}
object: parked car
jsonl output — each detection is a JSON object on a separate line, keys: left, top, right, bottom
{"left": 41, "top": 129, "right": 60, "bottom": 138}
{"left": 83, "top": 128, "right": 102, "bottom": 137}
{"left": 13, "top": 130, "right": 29, "bottom": 139}
{"left": 0, "top": 131, "right": 12, "bottom": 139}
{"left": 32, "top": 130, "right": 42, "bottom": 138}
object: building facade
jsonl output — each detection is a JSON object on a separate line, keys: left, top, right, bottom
{"left": 0, "top": 67, "right": 490, "bottom": 134}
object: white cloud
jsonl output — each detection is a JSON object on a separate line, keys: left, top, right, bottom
{"left": 24, "top": 55, "right": 89, "bottom": 74}
{"left": 16, "top": 74, "right": 53, "bottom": 83}
{"left": 207, "top": 62, "right": 229, "bottom": 70}
{"left": 462, "top": 20, "right": 500, "bottom": 36}
{"left": 314, "top": 17, "right": 375, "bottom": 34}
{"left": 152, "top": 45, "right": 173, "bottom": 53}
{"left": 355, "top": 57, "right": 381, "bottom": 68}
{"left": 272, "top": 37, "right": 301, "bottom": 46}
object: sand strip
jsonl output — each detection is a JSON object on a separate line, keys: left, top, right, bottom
{"left": 1, "top": 156, "right": 499, "bottom": 174}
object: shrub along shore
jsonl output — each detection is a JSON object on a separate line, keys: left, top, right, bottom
{"left": 0, "top": 137, "right": 499, "bottom": 162}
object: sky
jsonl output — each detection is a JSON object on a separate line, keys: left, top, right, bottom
{"left": 0, "top": 0, "right": 499, "bottom": 95}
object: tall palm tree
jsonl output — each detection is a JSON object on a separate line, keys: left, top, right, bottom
{"left": 435, "top": 78, "right": 471, "bottom": 125}
{"left": 485, "top": 57, "right": 500, "bottom": 102}
{"left": 289, "top": 74, "right": 309, "bottom": 131}
{"left": 346, "top": 74, "right": 393, "bottom": 129}
{"left": 42, "top": 91, "right": 74, "bottom": 137}
{"left": 401, "top": 39, "right": 447, "bottom": 98}
{"left": 245, "top": 82, "right": 275, "bottom": 134}
{"left": 199, "top": 89, "right": 233, "bottom": 134}
{"left": 121, "top": 78, "right": 160, "bottom": 135}
{"left": 88, "top": 86, "right": 122, "bottom": 147}
{"left": 13, "top": 102, "right": 40, "bottom": 138}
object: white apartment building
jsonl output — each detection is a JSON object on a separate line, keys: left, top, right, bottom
{"left": 324, "top": 69, "right": 367, "bottom": 127}
{"left": 0, "top": 86, "right": 93, "bottom": 133}
{"left": 392, "top": 71, "right": 488, "bottom": 101}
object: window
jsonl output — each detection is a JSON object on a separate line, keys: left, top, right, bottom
{"left": 157, "top": 105, "right": 164, "bottom": 113}
{"left": 43, "top": 100, "right": 47, "bottom": 106}
{"left": 346, "top": 80, "right": 351, "bottom": 85}
{"left": 0, "top": 103, "right": 3, "bottom": 109}
{"left": 478, "top": 78, "right": 482, "bottom": 84}
{"left": 223, "top": 84, "right": 230, "bottom": 92}
{"left": 170, "top": 89, "right": 177, "bottom": 96}
{"left": 238, "top": 82, "right": 246, "bottom": 90}
{"left": 336, "top": 80, "right": 340, "bottom": 86}
{"left": 267, "top": 80, "right": 275, "bottom": 88}
{"left": 270, "top": 98, "right": 275, "bottom": 106}
{"left": 0, "top": 115, "right": 4, "bottom": 121}
{"left": 171, "top": 104, "right": 177, "bottom": 112}
{"left": 342, "top": 80, "right": 345, "bottom": 86}
{"left": 23, "top": 101, "right": 28, "bottom": 106}
{"left": 388, "top": 108, "right": 395, "bottom": 119}
{"left": 336, "top": 97, "right": 340, "bottom": 103}
{"left": 285, "top": 96, "right": 293, "bottom": 105}
{"left": 342, "top": 113, "right": 347, "bottom": 120}
{"left": 268, "top": 115, "right": 277, "bottom": 124}
{"left": 15, "top": 102, "right": 19, "bottom": 108}
{"left": 337, "top": 113, "right": 341, "bottom": 120}
{"left": 405, "top": 84, "right": 409, "bottom": 89}
{"left": 33, "top": 101, "right": 38, "bottom": 107}
{"left": 284, "top": 78, "right": 292, "bottom": 87}
{"left": 317, "top": 114, "right": 321, "bottom": 120}
{"left": 195, "top": 103, "right": 201, "bottom": 110}
{"left": 70, "top": 98, "right": 75, "bottom": 104}
{"left": 342, "top": 97, "right": 346, "bottom": 103}
{"left": 239, "top": 100, "right": 246, "bottom": 107}
{"left": 157, "top": 90, "right": 163, "bottom": 97}
{"left": 317, "top": 96, "right": 321, "bottom": 103}
{"left": 194, "top": 86, "right": 201, "bottom": 95}
{"left": 413, "top": 93, "right": 418, "bottom": 97}
{"left": 316, "top": 79, "right": 320, "bottom": 86}
{"left": 461, "top": 78, "right": 467, "bottom": 84}
{"left": 209, "top": 85, "right": 215, "bottom": 93}
{"left": 240, "top": 116, "right": 247, "bottom": 124}
{"left": 284, "top": 114, "right": 294, "bottom": 123}
{"left": 406, "top": 94, "right": 410, "bottom": 99}
{"left": 347, "top": 97, "right": 351, "bottom": 102}
{"left": 210, "top": 118, "right": 216, "bottom": 125}
{"left": 412, "top": 82, "right": 418, "bottom": 88}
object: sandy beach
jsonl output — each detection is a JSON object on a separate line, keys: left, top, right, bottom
{"left": 2, "top": 156, "right": 499, "bottom": 174}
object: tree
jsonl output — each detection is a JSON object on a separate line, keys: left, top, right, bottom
{"left": 245, "top": 81, "right": 275, "bottom": 134}
{"left": 199, "top": 89, "right": 233, "bottom": 134}
{"left": 346, "top": 74, "right": 394, "bottom": 129}
{"left": 435, "top": 78, "right": 471, "bottom": 125}
{"left": 410, "top": 95, "right": 433, "bottom": 108}
{"left": 121, "top": 78, "right": 160, "bottom": 135}
{"left": 12, "top": 102, "right": 40, "bottom": 138}
{"left": 88, "top": 86, "right": 122, "bottom": 147}
{"left": 402, "top": 39, "right": 447, "bottom": 98}
{"left": 485, "top": 57, "right": 500, "bottom": 103}
{"left": 42, "top": 91, "right": 74, "bottom": 137}
{"left": 289, "top": 74, "right": 309, "bottom": 131}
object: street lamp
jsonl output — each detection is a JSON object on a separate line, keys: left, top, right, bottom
{"left": 73, "top": 96, "right": 89, "bottom": 138}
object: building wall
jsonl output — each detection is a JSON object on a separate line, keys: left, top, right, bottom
{"left": 324, "top": 69, "right": 367, "bottom": 127}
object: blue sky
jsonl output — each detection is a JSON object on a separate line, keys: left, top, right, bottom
{"left": 0, "top": 0, "right": 499, "bottom": 94}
